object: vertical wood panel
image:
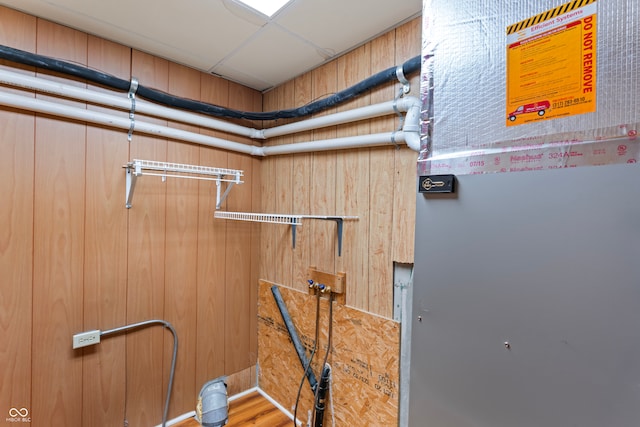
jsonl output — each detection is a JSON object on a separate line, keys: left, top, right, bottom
{"left": 32, "top": 20, "right": 87, "bottom": 426}
{"left": 392, "top": 18, "right": 421, "bottom": 264}
{"left": 127, "top": 50, "right": 168, "bottom": 427}
{"left": 249, "top": 154, "right": 261, "bottom": 364}
{"left": 196, "top": 74, "right": 229, "bottom": 389}
{"left": 259, "top": 92, "right": 278, "bottom": 283}
{"left": 164, "top": 63, "right": 201, "bottom": 417}
{"left": 335, "top": 46, "right": 371, "bottom": 311}
{"left": 248, "top": 89, "right": 262, "bottom": 366}
{"left": 225, "top": 151, "right": 253, "bottom": 374}
{"left": 310, "top": 61, "right": 338, "bottom": 273}
{"left": 0, "top": 7, "right": 35, "bottom": 422}
{"left": 225, "top": 82, "right": 256, "bottom": 374}
{"left": 291, "top": 73, "right": 313, "bottom": 292}
{"left": 368, "top": 31, "right": 397, "bottom": 318}
{"left": 82, "top": 36, "right": 130, "bottom": 427}
{"left": 273, "top": 82, "right": 294, "bottom": 287}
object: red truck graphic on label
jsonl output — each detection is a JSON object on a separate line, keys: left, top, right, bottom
{"left": 508, "top": 100, "right": 550, "bottom": 121}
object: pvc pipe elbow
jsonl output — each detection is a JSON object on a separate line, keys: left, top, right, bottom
{"left": 401, "top": 97, "right": 422, "bottom": 152}
{"left": 403, "top": 131, "right": 421, "bottom": 152}
{"left": 250, "top": 128, "right": 266, "bottom": 139}
{"left": 250, "top": 145, "right": 266, "bottom": 156}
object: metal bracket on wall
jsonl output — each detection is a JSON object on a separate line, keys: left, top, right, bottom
{"left": 213, "top": 211, "right": 358, "bottom": 256}
{"left": 123, "top": 159, "right": 243, "bottom": 209}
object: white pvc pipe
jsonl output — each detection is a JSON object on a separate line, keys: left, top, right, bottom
{"left": 261, "top": 132, "right": 407, "bottom": 155}
{"left": 0, "top": 90, "right": 261, "bottom": 156}
{"left": 0, "top": 69, "right": 420, "bottom": 147}
{"left": 0, "top": 72, "right": 422, "bottom": 154}
{"left": 401, "top": 97, "right": 421, "bottom": 152}
{"left": 0, "top": 68, "right": 261, "bottom": 139}
{"left": 262, "top": 96, "right": 420, "bottom": 140}
{"left": 263, "top": 101, "right": 399, "bottom": 139}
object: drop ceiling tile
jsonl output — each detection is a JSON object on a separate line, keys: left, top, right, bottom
{"left": 0, "top": 0, "right": 263, "bottom": 71}
{"left": 210, "top": 63, "right": 274, "bottom": 92}
{"left": 215, "top": 24, "right": 327, "bottom": 90}
{"left": 275, "top": 0, "right": 421, "bottom": 54}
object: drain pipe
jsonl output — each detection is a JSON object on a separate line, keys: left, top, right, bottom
{"left": 260, "top": 97, "right": 422, "bottom": 155}
{"left": 0, "top": 90, "right": 262, "bottom": 156}
{"left": 261, "top": 99, "right": 414, "bottom": 140}
{"left": 0, "top": 88, "right": 420, "bottom": 155}
{"left": 0, "top": 68, "right": 420, "bottom": 146}
{"left": 0, "top": 68, "right": 262, "bottom": 139}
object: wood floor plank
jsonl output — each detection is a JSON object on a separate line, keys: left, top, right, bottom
{"left": 175, "top": 391, "right": 292, "bottom": 427}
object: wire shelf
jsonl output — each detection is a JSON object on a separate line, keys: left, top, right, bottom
{"left": 214, "top": 211, "right": 358, "bottom": 256}
{"left": 124, "top": 159, "right": 243, "bottom": 209}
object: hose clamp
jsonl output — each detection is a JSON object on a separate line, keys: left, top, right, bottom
{"left": 395, "top": 65, "right": 411, "bottom": 95}
{"left": 127, "top": 77, "right": 139, "bottom": 142}
{"left": 390, "top": 131, "right": 400, "bottom": 150}
{"left": 392, "top": 98, "right": 405, "bottom": 131}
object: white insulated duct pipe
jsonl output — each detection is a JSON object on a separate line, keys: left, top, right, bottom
{"left": 261, "top": 97, "right": 422, "bottom": 153}
{"left": 0, "top": 69, "right": 421, "bottom": 154}
{"left": 0, "top": 88, "right": 421, "bottom": 155}
{"left": 0, "top": 69, "right": 261, "bottom": 139}
{"left": 0, "top": 91, "right": 262, "bottom": 156}
{"left": 261, "top": 132, "right": 407, "bottom": 155}
{"left": 0, "top": 69, "right": 421, "bottom": 150}
{"left": 261, "top": 98, "right": 417, "bottom": 139}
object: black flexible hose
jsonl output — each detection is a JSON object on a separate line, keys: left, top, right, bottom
{"left": 312, "top": 294, "right": 334, "bottom": 427}
{"left": 0, "top": 44, "right": 420, "bottom": 121}
{"left": 293, "top": 288, "right": 322, "bottom": 426}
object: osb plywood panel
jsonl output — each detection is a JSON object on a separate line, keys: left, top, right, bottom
{"left": 258, "top": 280, "right": 400, "bottom": 427}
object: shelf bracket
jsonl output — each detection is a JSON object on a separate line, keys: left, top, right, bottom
{"left": 215, "top": 170, "right": 242, "bottom": 210}
{"left": 325, "top": 217, "right": 344, "bottom": 256}
{"left": 125, "top": 160, "right": 141, "bottom": 208}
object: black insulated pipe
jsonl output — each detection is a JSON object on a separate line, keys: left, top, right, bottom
{"left": 0, "top": 44, "right": 420, "bottom": 121}
{"left": 314, "top": 365, "right": 331, "bottom": 427}
{"left": 271, "top": 285, "right": 318, "bottom": 392}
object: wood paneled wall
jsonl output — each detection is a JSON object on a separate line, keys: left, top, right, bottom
{"left": 0, "top": 7, "right": 260, "bottom": 426}
{"left": 260, "top": 18, "right": 421, "bottom": 318}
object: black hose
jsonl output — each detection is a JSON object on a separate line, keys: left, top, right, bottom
{"left": 293, "top": 288, "right": 322, "bottom": 426}
{"left": 313, "top": 365, "right": 331, "bottom": 427}
{"left": 312, "top": 294, "right": 334, "bottom": 427}
{"left": 0, "top": 44, "right": 420, "bottom": 121}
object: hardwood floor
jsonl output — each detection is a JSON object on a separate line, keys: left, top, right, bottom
{"left": 175, "top": 391, "right": 293, "bottom": 427}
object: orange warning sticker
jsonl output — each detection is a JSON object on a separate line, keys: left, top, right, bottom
{"left": 506, "top": 0, "right": 597, "bottom": 126}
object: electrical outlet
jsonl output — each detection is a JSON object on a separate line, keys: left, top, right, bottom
{"left": 72, "top": 330, "right": 101, "bottom": 349}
